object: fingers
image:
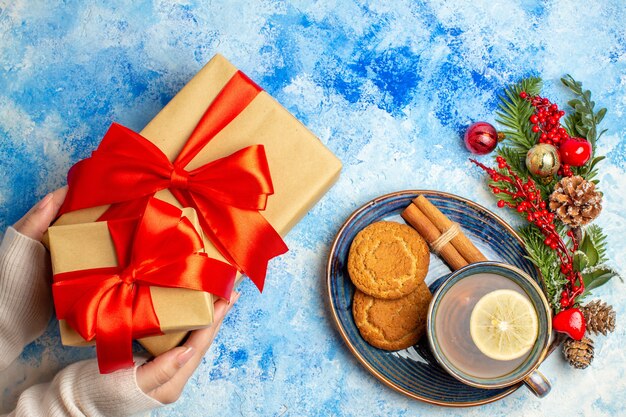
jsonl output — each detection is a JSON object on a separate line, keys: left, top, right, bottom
{"left": 136, "top": 345, "right": 196, "bottom": 395}
{"left": 14, "top": 187, "right": 68, "bottom": 241}
{"left": 136, "top": 291, "right": 240, "bottom": 403}
{"left": 49, "top": 186, "right": 68, "bottom": 215}
{"left": 185, "top": 291, "right": 240, "bottom": 355}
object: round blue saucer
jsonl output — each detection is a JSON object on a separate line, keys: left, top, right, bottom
{"left": 326, "top": 190, "right": 542, "bottom": 407}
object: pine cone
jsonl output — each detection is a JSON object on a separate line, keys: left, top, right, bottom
{"left": 549, "top": 176, "right": 602, "bottom": 227}
{"left": 582, "top": 300, "right": 616, "bottom": 335}
{"left": 563, "top": 337, "right": 594, "bottom": 369}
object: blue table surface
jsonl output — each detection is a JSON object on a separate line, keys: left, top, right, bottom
{"left": 1, "top": 1, "right": 625, "bottom": 416}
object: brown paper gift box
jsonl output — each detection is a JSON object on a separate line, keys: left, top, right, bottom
{"left": 48, "top": 208, "right": 217, "bottom": 348}
{"left": 49, "top": 53, "right": 342, "bottom": 354}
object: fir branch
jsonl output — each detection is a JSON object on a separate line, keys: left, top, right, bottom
{"left": 519, "top": 224, "right": 567, "bottom": 309}
{"left": 497, "top": 146, "right": 529, "bottom": 177}
{"left": 496, "top": 77, "right": 543, "bottom": 153}
{"left": 519, "top": 76, "right": 543, "bottom": 96}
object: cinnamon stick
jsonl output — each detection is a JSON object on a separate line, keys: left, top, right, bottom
{"left": 401, "top": 203, "right": 469, "bottom": 271}
{"left": 413, "top": 195, "right": 488, "bottom": 264}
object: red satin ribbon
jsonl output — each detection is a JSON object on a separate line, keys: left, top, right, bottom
{"left": 59, "top": 71, "right": 288, "bottom": 291}
{"left": 53, "top": 198, "right": 237, "bottom": 374}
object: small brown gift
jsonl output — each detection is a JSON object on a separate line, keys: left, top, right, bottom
{"left": 48, "top": 207, "right": 219, "bottom": 348}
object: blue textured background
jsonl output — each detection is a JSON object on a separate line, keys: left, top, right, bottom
{"left": 1, "top": 1, "right": 625, "bottom": 416}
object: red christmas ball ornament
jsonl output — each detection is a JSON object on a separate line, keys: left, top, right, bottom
{"left": 464, "top": 122, "right": 498, "bottom": 155}
{"left": 552, "top": 308, "right": 586, "bottom": 340}
{"left": 559, "top": 137, "right": 592, "bottom": 166}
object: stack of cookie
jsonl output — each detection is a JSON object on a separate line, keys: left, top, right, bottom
{"left": 348, "top": 221, "right": 432, "bottom": 351}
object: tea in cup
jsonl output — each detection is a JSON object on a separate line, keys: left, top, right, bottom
{"left": 426, "top": 262, "right": 552, "bottom": 397}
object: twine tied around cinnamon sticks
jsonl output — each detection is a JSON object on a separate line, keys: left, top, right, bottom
{"left": 401, "top": 195, "right": 487, "bottom": 271}
{"left": 430, "top": 222, "right": 461, "bottom": 255}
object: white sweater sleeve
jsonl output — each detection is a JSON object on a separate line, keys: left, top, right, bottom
{"left": 0, "top": 227, "right": 52, "bottom": 369}
{"left": 4, "top": 360, "right": 161, "bottom": 417}
{"left": 0, "top": 228, "right": 162, "bottom": 416}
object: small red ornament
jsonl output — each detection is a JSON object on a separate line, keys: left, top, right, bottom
{"left": 559, "top": 137, "right": 592, "bottom": 166}
{"left": 464, "top": 122, "right": 498, "bottom": 155}
{"left": 553, "top": 308, "right": 586, "bottom": 340}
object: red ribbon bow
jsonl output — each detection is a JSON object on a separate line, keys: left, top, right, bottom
{"left": 59, "top": 71, "right": 288, "bottom": 291}
{"left": 53, "top": 198, "right": 237, "bottom": 373}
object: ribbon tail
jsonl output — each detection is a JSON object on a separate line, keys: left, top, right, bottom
{"left": 180, "top": 191, "right": 288, "bottom": 292}
{"left": 96, "top": 284, "right": 135, "bottom": 374}
{"left": 236, "top": 212, "right": 288, "bottom": 292}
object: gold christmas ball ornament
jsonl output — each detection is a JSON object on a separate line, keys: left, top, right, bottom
{"left": 525, "top": 144, "right": 561, "bottom": 177}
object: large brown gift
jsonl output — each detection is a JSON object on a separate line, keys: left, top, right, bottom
{"left": 49, "top": 54, "right": 342, "bottom": 355}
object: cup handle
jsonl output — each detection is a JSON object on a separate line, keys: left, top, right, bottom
{"left": 523, "top": 370, "right": 551, "bottom": 398}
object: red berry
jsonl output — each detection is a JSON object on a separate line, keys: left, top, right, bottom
{"left": 552, "top": 308, "right": 586, "bottom": 340}
{"left": 520, "top": 91, "right": 528, "bottom": 99}
{"left": 530, "top": 114, "right": 539, "bottom": 124}
{"left": 531, "top": 125, "right": 540, "bottom": 133}
{"left": 497, "top": 200, "right": 506, "bottom": 208}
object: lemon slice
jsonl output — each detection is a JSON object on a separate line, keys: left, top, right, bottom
{"left": 469, "top": 289, "right": 539, "bottom": 361}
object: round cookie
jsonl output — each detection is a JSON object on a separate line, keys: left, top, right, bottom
{"left": 352, "top": 282, "right": 432, "bottom": 351}
{"left": 347, "top": 221, "right": 429, "bottom": 299}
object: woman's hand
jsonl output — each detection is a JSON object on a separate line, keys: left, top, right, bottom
{"left": 136, "top": 291, "right": 240, "bottom": 404}
{"left": 14, "top": 187, "right": 68, "bottom": 240}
